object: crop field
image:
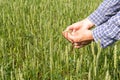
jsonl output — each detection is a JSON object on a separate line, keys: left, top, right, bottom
{"left": 0, "top": 0, "right": 120, "bottom": 80}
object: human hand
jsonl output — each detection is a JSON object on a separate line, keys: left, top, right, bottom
{"left": 64, "top": 18, "right": 94, "bottom": 32}
{"left": 72, "top": 40, "right": 91, "bottom": 48}
{"left": 62, "top": 18, "right": 94, "bottom": 48}
{"left": 63, "top": 27, "right": 93, "bottom": 43}
{"left": 63, "top": 29, "right": 93, "bottom": 48}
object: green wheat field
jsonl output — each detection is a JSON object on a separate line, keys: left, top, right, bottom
{"left": 0, "top": 0, "right": 120, "bottom": 80}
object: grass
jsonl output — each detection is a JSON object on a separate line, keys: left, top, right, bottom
{"left": 0, "top": 0, "right": 120, "bottom": 80}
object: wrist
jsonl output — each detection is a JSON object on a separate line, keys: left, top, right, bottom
{"left": 83, "top": 30, "right": 94, "bottom": 41}
{"left": 84, "top": 18, "right": 95, "bottom": 29}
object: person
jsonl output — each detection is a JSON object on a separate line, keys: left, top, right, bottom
{"left": 62, "top": 0, "right": 120, "bottom": 48}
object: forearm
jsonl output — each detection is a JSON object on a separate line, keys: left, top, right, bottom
{"left": 92, "top": 11, "right": 120, "bottom": 48}
{"left": 88, "top": 0, "right": 120, "bottom": 26}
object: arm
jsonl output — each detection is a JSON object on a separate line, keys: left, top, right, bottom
{"left": 92, "top": 11, "right": 120, "bottom": 48}
{"left": 88, "top": 0, "right": 120, "bottom": 26}
{"left": 62, "top": 0, "right": 120, "bottom": 48}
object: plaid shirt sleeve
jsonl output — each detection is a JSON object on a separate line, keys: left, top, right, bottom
{"left": 87, "top": 0, "right": 120, "bottom": 48}
{"left": 88, "top": 0, "right": 120, "bottom": 26}
{"left": 92, "top": 11, "right": 120, "bottom": 48}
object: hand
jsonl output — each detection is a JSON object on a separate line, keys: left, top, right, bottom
{"left": 63, "top": 18, "right": 94, "bottom": 42}
{"left": 62, "top": 18, "right": 94, "bottom": 48}
{"left": 63, "top": 29, "right": 93, "bottom": 48}
{"left": 63, "top": 27, "right": 93, "bottom": 43}
{"left": 73, "top": 40, "right": 91, "bottom": 48}
{"left": 64, "top": 18, "right": 94, "bottom": 32}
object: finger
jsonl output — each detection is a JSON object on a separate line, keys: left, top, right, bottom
{"left": 66, "top": 25, "right": 74, "bottom": 31}
{"left": 73, "top": 42, "right": 89, "bottom": 48}
{"left": 73, "top": 41, "right": 91, "bottom": 46}
{"left": 73, "top": 42, "right": 81, "bottom": 46}
{"left": 72, "top": 42, "right": 82, "bottom": 48}
{"left": 74, "top": 45, "right": 85, "bottom": 48}
{"left": 67, "top": 33, "right": 74, "bottom": 43}
{"left": 66, "top": 24, "right": 78, "bottom": 32}
{"left": 74, "top": 45, "right": 81, "bottom": 48}
{"left": 81, "top": 40, "right": 91, "bottom": 45}
{"left": 62, "top": 31, "right": 73, "bottom": 43}
{"left": 62, "top": 31, "right": 67, "bottom": 38}
{"left": 77, "top": 42, "right": 91, "bottom": 48}
{"left": 68, "top": 33, "right": 80, "bottom": 43}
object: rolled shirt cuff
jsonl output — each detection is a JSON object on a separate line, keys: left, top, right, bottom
{"left": 92, "top": 23, "right": 116, "bottom": 48}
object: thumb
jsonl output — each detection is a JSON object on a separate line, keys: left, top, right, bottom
{"left": 68, "top": 33, "right": 78, "bottom": 42}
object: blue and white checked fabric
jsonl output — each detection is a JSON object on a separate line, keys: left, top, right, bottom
{"left": 88, "top": 0, "right": 120, "bottom": 48}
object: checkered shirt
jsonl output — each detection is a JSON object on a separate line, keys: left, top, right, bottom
{"left": 88, "top": 0, "right": 120, "bottom": 48}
